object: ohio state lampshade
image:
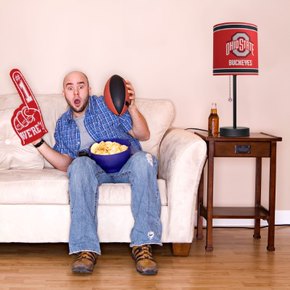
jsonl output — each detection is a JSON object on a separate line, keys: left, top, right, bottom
{"left": 213, "top": 22, "right": 258, "bottom": 75}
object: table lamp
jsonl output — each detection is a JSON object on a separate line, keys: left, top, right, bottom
{"left": 213, "top": 22, "right": 258, "bottom": 137}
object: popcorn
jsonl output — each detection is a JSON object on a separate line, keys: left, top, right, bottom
{"left": 90, "top": 141, "right": 128, "bottom": 155}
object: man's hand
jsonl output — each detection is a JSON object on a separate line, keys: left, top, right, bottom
{"left": 10, "top": 69, "right": 48, "bottom": 146}
{"left": 125, "top": 80, "right": 135, "bottom": 108}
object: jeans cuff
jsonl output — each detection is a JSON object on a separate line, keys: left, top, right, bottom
{"left": 130, "top": 242, "right": 163, "bottom": 248}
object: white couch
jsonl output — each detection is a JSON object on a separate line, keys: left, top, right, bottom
{"left": 0, "top": 93, "right": 207, "bottom": 256}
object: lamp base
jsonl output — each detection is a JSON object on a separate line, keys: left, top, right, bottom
{"left": 220, "top": 126, "right": 250, "bottom": 137}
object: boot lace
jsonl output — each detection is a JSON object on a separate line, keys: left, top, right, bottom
{"left": 132, "top": 245, "right": 154, "bottom": 261}
{"left": 75, "top": 251, "right": 97, "bottom": 263}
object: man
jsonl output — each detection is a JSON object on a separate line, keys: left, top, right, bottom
{"left": 32, "top": 71, "right": 162, "bottom": 275}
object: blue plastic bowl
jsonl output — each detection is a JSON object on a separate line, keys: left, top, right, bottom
{"left": 89, "top": 138, "right": 131, "bottom": 173}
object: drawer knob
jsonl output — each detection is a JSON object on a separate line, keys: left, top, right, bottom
{"left": 235, "top": 145, "right": 251, "bottom": 154}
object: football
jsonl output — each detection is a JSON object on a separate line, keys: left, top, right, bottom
{"left": 104, "top": 74, "right": 130, "bottom": 115}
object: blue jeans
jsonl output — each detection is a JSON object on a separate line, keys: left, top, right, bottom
{"left": 67, "top": 151, "right": 162, "bottom": 255}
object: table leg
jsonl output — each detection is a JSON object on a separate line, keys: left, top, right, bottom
{"left": 254, "top": 157, "right": 262, "bottom": 239}
{"left": 197, "top": 170, "right": 204, "bottom": 240}
{"left": 206, "top": 141, "right": 214, "bottom": 251}
{"left": 267, "top": 142, "right": 277, "bottom": 251}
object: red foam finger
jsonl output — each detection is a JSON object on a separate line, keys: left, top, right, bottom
{"left": 10, "top": 68, "right": 48, "bottom": 146}
{"left": 10, "top": 68, "right": 39, "bottom": 110}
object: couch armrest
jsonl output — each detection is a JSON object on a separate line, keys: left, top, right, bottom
{"left": 158, "top": 128, "right": 207, "bottom": 242}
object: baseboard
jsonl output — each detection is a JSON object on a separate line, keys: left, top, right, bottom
{"left": 200, "top": 210, "right": 290, "bottom": 227}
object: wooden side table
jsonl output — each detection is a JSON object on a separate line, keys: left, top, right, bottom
{"left": 195, "top": 131, "right": 282, "bottom": 251}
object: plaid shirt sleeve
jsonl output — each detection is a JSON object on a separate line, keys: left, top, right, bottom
{"left": 53, "top": 111, "right": 80, "bottom": 158}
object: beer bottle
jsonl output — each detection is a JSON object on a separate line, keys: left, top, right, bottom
{"left": 208, "top": 103, "right": 219, "bottom": 137}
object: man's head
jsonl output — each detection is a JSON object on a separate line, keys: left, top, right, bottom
{"left": 63, "top": 71, "right": 91, "bottom": 117}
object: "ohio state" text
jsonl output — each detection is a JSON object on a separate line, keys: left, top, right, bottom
{"left": 226, "top": 38, "right": 255, "bottom": 56}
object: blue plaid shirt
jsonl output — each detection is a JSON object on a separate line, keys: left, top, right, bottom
{"left": 53, "top": 95, "right": 142, "bottom": 158}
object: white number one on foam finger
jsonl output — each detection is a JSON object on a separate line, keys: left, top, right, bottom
{"left": 18, "top": 80, "right": 33, "bottom": 103}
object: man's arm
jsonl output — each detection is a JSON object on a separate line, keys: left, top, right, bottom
{"left": 126, "top": 80, "right": 150, "bottom": 141}
{"left": 33, "top": 139, "right": 73, "bottom": 172}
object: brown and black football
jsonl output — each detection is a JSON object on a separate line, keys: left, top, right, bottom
{"left": 104, "top": 74, "right": 130, "bottom": 115}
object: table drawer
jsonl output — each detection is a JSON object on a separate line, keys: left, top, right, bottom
{"left": 214, "top": 141, "right": 271, "bottom": 157}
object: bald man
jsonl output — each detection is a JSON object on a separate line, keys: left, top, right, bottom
{"left": 32, "top": 71, "right": 162, "bottom": 275}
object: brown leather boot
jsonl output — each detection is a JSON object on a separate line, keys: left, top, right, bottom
{"left": 132, "top": 245, "right": 158, "bottom": 275}
{"left": 72, "top": 251, "right": 98, "bottom": 274}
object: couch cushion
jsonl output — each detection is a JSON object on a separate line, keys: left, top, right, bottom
{"left": 136, "top": 99, "right": 175, "bottom": 157}
{"left": 0, "top": 169, "right": 68, "bottom": 204}
{"left": 0, "top": 169, "right": 168, "bottom": 206}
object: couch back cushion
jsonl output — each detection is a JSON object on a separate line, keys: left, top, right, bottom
{"left": 0, "top": 94, "right": 175, "bottom": 169}
{"left": 136, "top": 98, "right": 175, "bottom": 156}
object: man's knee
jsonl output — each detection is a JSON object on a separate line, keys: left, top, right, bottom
{"left": 130, "top": 151, "right": 157, "bottom": 172}
{"left": 68, "top": 157, "right": 95, "bottom": 176}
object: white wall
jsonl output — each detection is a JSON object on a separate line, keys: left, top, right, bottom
{"left": 0, "top": 0, "right": 289, "bottom": 212}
